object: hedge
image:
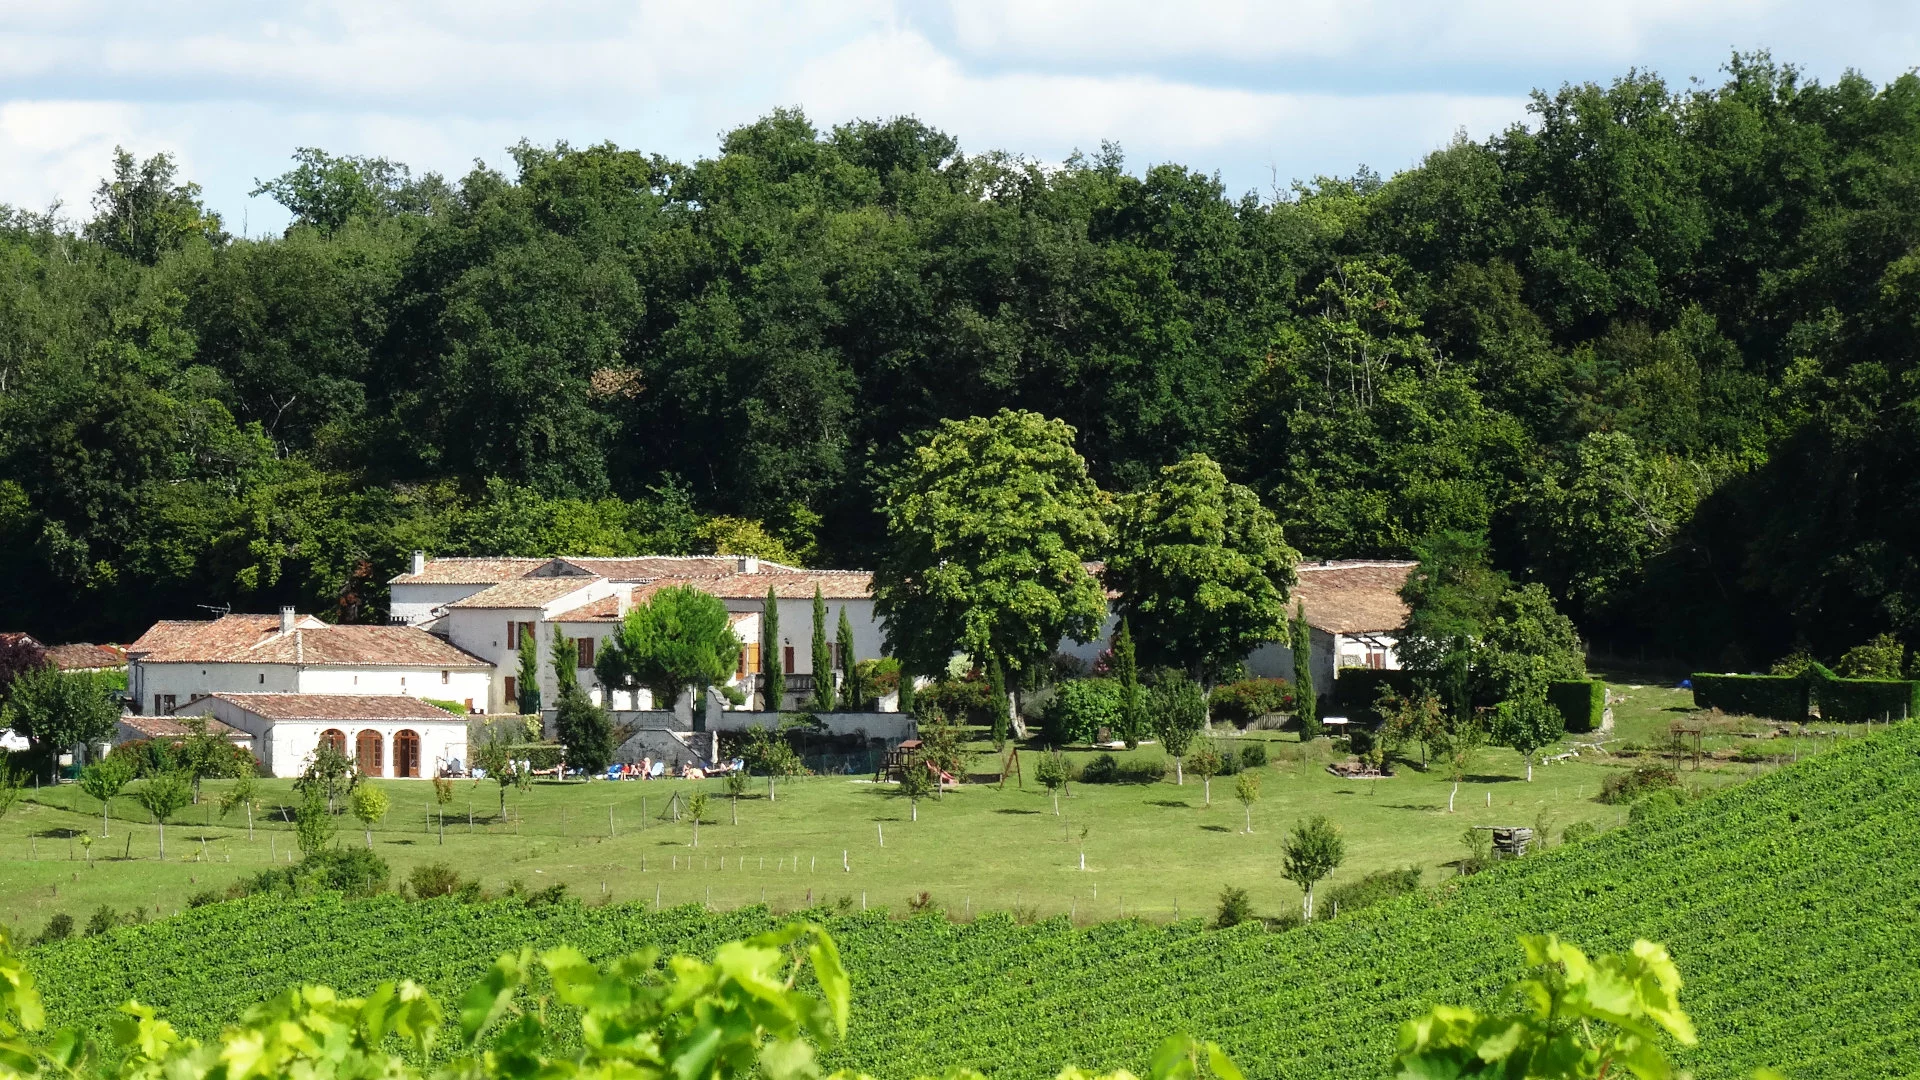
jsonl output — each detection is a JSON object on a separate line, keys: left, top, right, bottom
{"left": 1690, "top": 674, "right": 1810, "bottom": 721}
{"left": 1548, "top": 679, "right": 1606, "bottom": 733}
{"left": 1812, "top": 675, "right": 1920, "bottom": 723}
{"left": 1040, "top": 678, "right": 1121, "bottom": 744}
{"left": 1330, "top": 668, "right": 1420, "bottom": 719}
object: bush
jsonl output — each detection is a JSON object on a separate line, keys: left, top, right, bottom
{"left": 919, "top": 678, "right": 992, "bottom": 725}
{"left": 1331, "top": 670, "right": 1419, "bottom": 720}
{"left": 1548, "top": 679, "right": 1606, "bottom": 734}
{"left": 1629, "top": 786, "right": 1692, "bottom": 823}
{"left": 1207, "top": 679, "right": 1293, "bottom": 727}
{"left": 1040, "top": 678, "right": 1122, "bottom": 745}
{"left": 34, "top": 913, "right": 72, "bottom": 944}
{"left": 408, "top": 861, "right": 467, "bottom": 899}
{"left": 1599, "top": 764, "right": 1681, "bottom": 805}
{"left": 186, "top": 890, "right": 223, "bottom": 909}
{"left": 1215, "top": 886, "right": 1254, "bottom": 929}
{"left": 1239, "top": 742, "right": 1268, "bottom": 769}
{"left": 84, "top": 906, "right": 117, "bottom": 937}
{"left": 241, "top": 847, "right": 391, "bottom": 899}
{"left": 1689, "top": 673, "right": 1808, "bottom": 721}
{"left": 1561, "top": 821, "right": 1599, "bottom": 844}
{"left": 1323, "top": 867, "right": 1421, "bottom": 918}
{"left": 1077, "top": 753, "right": 1167, "bottom": 785}
{"left": 1809, "top": 670, "right": 1920, "bottom": 723}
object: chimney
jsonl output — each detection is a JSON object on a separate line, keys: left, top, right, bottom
{"left": 412, "top": 549, "right": 427, "bottom": 575}
{"left": 737, "top": 555, "right": 759, "bottom": 574}
{"left": 280, "top": 606, "right": 296, "bottom": 635}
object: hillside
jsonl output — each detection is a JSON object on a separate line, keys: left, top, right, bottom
{"left": 32, "top": 724, "right": 1920, "bottom": 1078}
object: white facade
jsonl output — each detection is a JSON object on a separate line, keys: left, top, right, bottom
{"left": 131, "top": 661, "right": 492, "bottom": 717}
{"left": 176, "top": 695, "right": 469, "bottom": 779}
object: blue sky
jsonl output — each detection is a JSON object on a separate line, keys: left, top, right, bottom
{"left": 2, "top": 1, "right": 1916, "bottom": 235}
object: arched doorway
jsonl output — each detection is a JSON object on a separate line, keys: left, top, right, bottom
{"left": 320, "top": 729, "right": 347, "bottom": 755}
{"left": 392, "top": 729, "right": 421, "bottom": 778}
{"left": 355, "top": 730, "right": 384, "bottom": 776}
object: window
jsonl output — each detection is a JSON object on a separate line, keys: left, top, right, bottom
{"left": 576, "top": 638, "right": 595, "bottom": 668}
{"left": 783, "top": 646, "right": 795, "bottom": 674}
{"left": 355, "top": 730, "right": 384, "bottom": 775}
{"left": 320, "top": 729, "right": 347, "bottom": 754}
{"left": 156, "top": 694, "right": 176, "bottom": 714}
{"left": 1367, "top": 647, "right": 1388, "bottom": 670}
{"left": 441, "top": 670, "right": 450, "bottom": 684}
{"left": 520, "top": 621, "right": 536, "bottom": 647}
{"left": 506, "top": 621, "right": 518, "bottom": 648}
{"left": 258, "top": 672, "right": 265, "bottom": 684}
{"left": 504, "top": 676, "right": 517, "bottom": 705}
{"left": 740, "top": 643, "right": 760, "bottom": 678}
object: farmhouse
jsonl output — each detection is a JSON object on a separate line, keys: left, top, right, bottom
{"left": 1244, "top": 560, "right": 1416, "bottom": 690}
{"left": 125, "top": 609, "right": 493, "bottom": 716}
{"left": 174, "top": 693, "right": 469, "bottom": 778}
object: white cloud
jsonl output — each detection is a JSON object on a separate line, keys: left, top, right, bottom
{"left": 0, "top": 101, "right": 152, "bottom": 217}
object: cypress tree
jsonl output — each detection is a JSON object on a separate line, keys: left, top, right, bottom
{"left": 762, "top": 585, "right": 783, "bottom": 712}
{"left": 988, "top": 653, "right": 1010, "bottom": 750}
{"left": 1114, "top": 618, "right": 1142, "bottom": 749}
{"left": 837, "top": 606, "right": 858, "bottom": 710}
{"left": 1292, "top": 601, "right": 1319, "bottom": 740}
{"left": 516, "top": 628, "right": 541, "bottom": 715}
{"left": 811, "top": 585, "right": 835, "bottom": 712}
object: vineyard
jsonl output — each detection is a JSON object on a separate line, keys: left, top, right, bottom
{"left": 28, "top": 722, "right": 1920, "bottom": 1079}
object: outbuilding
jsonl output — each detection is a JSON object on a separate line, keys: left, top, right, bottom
{"left": 175, "top": 693, "right": 470, "bottom": 778}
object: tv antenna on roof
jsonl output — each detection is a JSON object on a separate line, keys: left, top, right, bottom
{"left": 196, "top": 603, "right": 232, "bottom": 617}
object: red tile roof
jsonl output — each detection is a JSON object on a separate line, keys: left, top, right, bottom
{"left": 545, "top": 556, "right": 803, "bottom": 579}
{"left": 127, "top": 615, "right": 489, "bottom": 667}
{"left": 120, "top": 714, "right": 248, "bottom": 740}
{"left": 640, "top": 571, "right": 872, "bottom": 601}
{"left": 388, "top": 557, "right": 547, "bottom": 586}
{"left": 550, "top": 594, "right": 625, "bottom": 623}
{"left": 43, "top": 643, "right": 125, "bottom": 670}
{"left": 199, "top": 693, "right": 465, "bottom": 722}
{"left": 446, "top": 578, "right": 600, "bottom": 610}
{"left": 1292, "top": 561, "right": 1416, "bottom": 634}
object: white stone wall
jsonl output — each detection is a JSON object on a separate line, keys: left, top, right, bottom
{"left": 744, "top": 598, "right": 884, "bottom": 675}
{"left": 388, "top": 582, "right": 495, "bottom": 625}
{"left": 131, "top": 661, "right": 297, "bottom": 714}
{"left": 179, "top": 698, "right": 470, "bottom": 778}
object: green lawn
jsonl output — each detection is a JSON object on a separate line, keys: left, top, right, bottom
{"left": 0, "top": 679, "right": 1815, "bottom": 934}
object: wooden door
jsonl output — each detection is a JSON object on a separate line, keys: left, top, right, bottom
{"left": 355, "top": 730, "right": 383, "bottom": 776}
{"left": 392, "top": 729, "right": 420, "bottom": 778}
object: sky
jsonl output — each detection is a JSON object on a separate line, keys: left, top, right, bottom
{"left": 1, "top": 1, "right": 1916, "bottom": 236}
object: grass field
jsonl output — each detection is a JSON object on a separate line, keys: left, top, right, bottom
{"left": 0, "top": 677, "right": 1833, "bottom": 933}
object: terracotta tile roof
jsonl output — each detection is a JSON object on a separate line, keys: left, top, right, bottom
{"left": 43, "top": 643, "right": 125, "bottom": 670}
{"left": 446, "top": 578, "right": 598, "bottom": 610}
{"left": 201, "top": 693, "right": 464, "bottom": 722}
{"left": 551, "top": 594, "right": 625, "bottom": 623}
{"left": 1292, "top": 561, "right": 1416, "bottom": 634}
{"left": 388, "top": 557, "right": 546, "bottom": 586}
{"left": 0, "top": 633, "right": 43, "bottom": 650}
{"left": 638, "top": 570, "right": 872, "bottom": 601}
{"left": 546, "top": 556, "right": 803, "bottom": 580}
{"left": 120, "top": 714, "right": 248, "bottom": 740}
{"left": 127, "top": 615, "right": 489, "bottom": 667}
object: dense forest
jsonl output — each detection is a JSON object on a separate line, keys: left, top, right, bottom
{"left": 2, "top": 54, "right": 1917, "bottom": 668}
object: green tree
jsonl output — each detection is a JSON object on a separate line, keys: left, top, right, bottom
{"left": 1112, "top": 619, "right": 1144, "bottom": 749}
{"left": 762, "top": 585, "right": 784, "bottom": 711}
{"left": 1151, "top": 676, "right": 1206, "bottom": 784}
{"left": 0, "top": 667, "right": 121, "bottom": 776}
{"left": 473, "top": 734, "right": 517, "bottom": 817}
{"left": 297, "top": 738, "right": 355, "bottom": 814}
{"left": 1035, "top": 748, "right": 1071, "bottom": 815}
{"left": 78, "top": 756, "right": 134, "bottom": 838}
{"left": 874, "top": 410, "right": 1111, "bottom": 719}
{"left": 219, "top": 773, "right": 260, "bottom": 840}
{"left": 1234, "top": 770, "right": 1260, "bottom": 833}
{"left": 176, "top": 716, "right": 247, "bottom": 804}
{"left": 250, "top": 147, "right": 446, "bottom": 234}
{"left": 1281, "top": 814, "right": 1346, "bottom": 921}
{"left": 836, "top": 606, "right": 858, "bottom": 711}
{"left": 84, "top": 147, "right": 225, "bottom": 263}
{"left": 350, "top": 782, "right": 389, "bottom": 848}
{"left": 1837, "top": 633, "right": 1905, "bottom": 679}
{"left": 1492, "top": 680, "right": 1563, "bottom": 782}
{"left": 1103, "top": 454, "right": 1298, "bottom": 684}
{"left": 550, "top": 627, "right": 613, "bottom": 775}
{"left": 686, "top": 791, "right": 709, "bottom": 848}
{"left": 1290, "top": 604, "right": 1319, "bottom": 741}
{"left": 294, "top": 790, "right": 335, "bottom": 856}
{"left": 1396, "top": 531, "right": 1511, "bottom": 677}
{"left": 986, "top": 656, "right": 1011, "bottom": 750}
{"left": 723, "top": 770, "right": 747, "bottom": 824}
{"left": 133, "top": 773, "right": 192, "bottom": 860}
{"left": 1187, "top": 741, "right": 1224, "bottom": 806}
{"left": 896, "top": 748, "right": 935, "bottom": 820}
{"left": 516, "top": 630, "right": 542, "bottom": 715}
{"left": 810, "top": 586, "right": 835, "bottom": 712}
{"left": 596, "top": 585, "right": 743, "bottom": 724}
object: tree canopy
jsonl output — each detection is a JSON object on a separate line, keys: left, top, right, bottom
{"left": 596, "top": 584, "right": 742, "bottom": 714}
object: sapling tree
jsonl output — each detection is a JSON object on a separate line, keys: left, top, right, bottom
{"left": 1151, "top": 676, "right": 1206, "bottom": 784}
{"left": 1187, "top": 741, "right": 1223, "bottom": 805}
{"left": 218, "top": 772, "right": 259, "bottom": 839}
{"left": 78, "top": 756, "right": 134, "bottom": 837}
{"left": 432, "top": 777, "right": 454, "bottom": 843}
{"left": 723, "top": 771, "right": 747, "bottom": 825}
{"left": 1282, "top": 814, "right": 1345, "bottom": 921}
{"left": 896, "top": 749, "right": 934, "bottom": 821}
{"left": 686, "top": 791, "right": 709, "bottom": 847}
{"left": 1493, "top": 682, "right": 1562, "bottom": 781}
{"left": 1035, "top": 748, "right": 1071, "bottom": 815}
{"left": 473, "top": 735, "right": 517, "bottom": 817}
{"left": 1439, "top": 714, "right": 1487, "bottom": 812}
{"left": 297, "top": 739, "right": 355, "bottom": 813}
{"left": 134, "top": 773, "right": 191, "bottom": 861}
{"left": 1234, "top": 770, "right": 1260, "bottom": 833}
{"left": 350, "top": 782, "right": 389, "bottom": 848}
{"left": 295, "top": 791, "right": 335, "bottom": 856}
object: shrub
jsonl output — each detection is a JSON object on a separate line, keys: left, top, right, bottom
{"left": 1040, "top": 678, "right": 1122, "bottom": 745}
{"left": 408, "top": 861, "right": 466, "bottom": 899}
{"left": 1599, "top": 764, "right": 1681, "bottom": 805}
{"left": 1323, "top": 866, "right": 1421, "bottom": 918}
{"left": 1208, "top": 679, "right": 1293, "bottom": 727}
{"left": 919, "top": 678, "right": 991, "bottom": 725}
{"left": 84, "top": 906, "right": 117, "bottom": 937}
{"left": 1078, "top": 753, "right": 1167, "bottom": 785}
{"left": 422, "top": 698, "right": 468, "bottom": 715}
{"left": 1629, "top": 786, "right": 1692, "bottom": 823}
{"left": 1079, "top": 753, "right": 1118, "bottom": 784}
{"left": 1689, "top": 673, "right": 1808, "bottom": 721}
{"left": 1561, "top": 821, "right": 1599, "bottom": 844}
{"left": 1239, "top": 742, "right": 1268, "bottom": 768}
{"left": 1215, "top": 887, "right": 1254, "bottom": 929}
{"left": 241, "top": 847, "right": 391, "bottom": 899}
{"left": 33, "top": 913, "right": 72, "bottom": 945}
{"left": 1548, "top": 679, "right": 1606, "bottom": 733}
{"left": 185, "top": 890, "right": 222, "bottom": 909}
{"left": 1810, "top": 671, "right": 1920, "bottom": 723}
